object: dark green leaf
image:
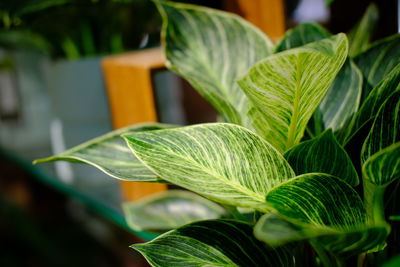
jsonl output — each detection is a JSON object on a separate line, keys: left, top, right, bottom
{"left": 254, "top": 213, "right": 387, "bottom": 256}
{"left": 123, "top": 190, "right": 227, "bottom": 232}
{"left": 363, "top": 142, "right": 400, "bottom": 186}
{"left": 362, "top": 91, "right": 400, "bottom": 163}
{"left": 259, "top": 173, "right": 388, "bottom": 254}
{"left": 284, "top": 130, "right": 359, "bottom": 186}
{"left": 346, "top": 63, "right": 400, "bottom": 144}
{"left": 318, "top": 60, "right": 362, "bottom": 133}
{"left": 355, "top": 34, "right": 400, "bottom": 99}
{"left": 382, "top": 256, "right": 400, "bottom": 267}
{"left": 34, "top": 123, "right": 173, "bottom": 182}
{"left": 347, "top": 3, "right": 379, "bottom": 57}
{"left": 123, "top": 123, "right": 294, "bottom": 212}
{"left": 133, "top": 219, "right": 296, "bottom": 266}
{"left": 157, "top": 0, "right": 273, "bottom": 126}
{"left": 275, "top": 23, "right": 331, "bottom": 52}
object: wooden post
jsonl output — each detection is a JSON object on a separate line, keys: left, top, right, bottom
{"left": 224, "top": 0, "right": 286, "bottom": 42}
{"left": 101, "top": 47, "right": 168, "bottom": 201}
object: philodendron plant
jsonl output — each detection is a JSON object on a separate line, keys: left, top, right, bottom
{"left": 35, "top": 1, "right": 400, "bottom": 266}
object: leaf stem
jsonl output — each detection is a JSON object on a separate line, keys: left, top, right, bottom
{"left": 363, "top": 180, "right": 387, "bottom": 224}
{"left": 224, "top": 205, "right": 246, "bottom": 221}
{"left": 312, "top": 244, "right": 345, "bottom": 267}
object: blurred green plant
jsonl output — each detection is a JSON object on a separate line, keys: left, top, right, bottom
{"left": 0, "top": 0, "right": 161, "bottom": 59}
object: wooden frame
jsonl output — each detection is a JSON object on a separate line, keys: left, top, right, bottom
{"left": 102, "top": 48, "right": 168, "bottom": 201}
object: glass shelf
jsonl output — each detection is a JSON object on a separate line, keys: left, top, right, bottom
{"left": 0, "top": 148, "right": 158, "bottom": 241}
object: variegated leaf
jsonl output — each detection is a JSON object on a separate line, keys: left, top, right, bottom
{"left": 123, "top": 190, "right": 227, "bottom": 232}
{"left": 238, "top": 34, "right": 348, "bottom": 152}
{"left": 274, "top": 23, "right": 330, "bottom": 52}
{"left": 363, "top": 142, "right": 400, "bottom": 186}
{"left": 254, "top": 213, "right": 387, "bottom": 256}
{"left": 257, "top": 173, "right": 388, "bottom": 255}
{"left": 319, "top": 59, "right": 362, "bottom": 132}
{"left": 347, "top": 3, "right": 379, "bottom": 57}
{"left": 355, "top": 34, "right": 400, "bottom": 99}
{"left": 123, "top": 123, "right": 295, "bottom": 212}
{"left": 157, "top": 0, "right": 273, "bottom": 126}
{"left": 346, "top": 63, "right": 400, "bottom": 144}
{"left": 284, "top": 130, "right": 359, "bottom": 186}
{"left": 133, "top": 219, "right": 296, "bottom": 267}
{"left": 362, "top": 91, "right": 400, "bottom": 163}
{"left": 33, "top": 123, "right": 173, "bottom": 182}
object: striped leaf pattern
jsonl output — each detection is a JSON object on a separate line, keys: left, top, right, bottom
{"left": 274, "top": 23, "right": 330, "bottom": 52}
{"left": 33, "top": 123, "right": 172, "bottom": 182}
{"left": 123, "top": 123, "right": 295, "bottom": 212}
{"left": 157, "top": 1, "right": 273, "bottom": 125}
{"left": 360, "top": 90, "right": 400, "bottom": 187}
{"left": 260, "top": 173, "right": 388, "bottom": 254}
{"left": 238, "top": 34, "right": 348, "bottom": 152}
{"left": 284, "top": 130, "right": 359, "bottom": 186}
{"left": 123, "top": 190, "right": 227, "bottom": 232}
{"left": 319, "top": 60, "right": 363, "bottom": 132}
{"left": 266, "top": 173, "right": 366, "bottom": 227}
{"left": 355, "top": 34, "right": 400, "bottom": 98}
{"left": 362, "top": 91, "right": 400, "bottom": 162}
{"left": 254, "top": 213, "right": 387, "bottom": 255}
{"left": 346, "top": 63, "right": 400, "bottom": 144}
{"left": 133, "top": 219, "right": 296, "bottom": 267}
{"left": 347, "top": 3, "right": 379, "bottom": 57}
{"left": 363, "top": 142, "right": 400, "bottom": 186}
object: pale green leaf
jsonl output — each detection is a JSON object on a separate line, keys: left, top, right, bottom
{"left": 362, "top": 91, "right": 400, "bottom": 163}
{"left": 238, "top": 34, "right": 348, "bottom": 152}
{"left": 363, "top": 142, "right": 400, "bottom": 186}
{"left": 284, "top": 130, "right": 359, "bottom": 186}
{"left": 355, "top": 34, "right": 400, "bottom": 99}
{"left": 123, "top": 190, "right": 227, "bottom": 232}
{"left": 347, "top": 3, "right": 379, "bottom": 57}
{"left": 123, "top": 123, "right": 295, "bottom": 212}
{"left": 275, "top": 23, "right": 331, "bottom": 52}
{"left": 133, "top": 219, "right": 296, "bottom": 267}
{"left": 33, "top": 123, "right": 173, "bottom": 182}
{"left": 254, "top": 213, "right": 387, "bottom": 255}
{"left": 258, "top": 173, "right": 388, "bottom": 254}
{"left": 157, "top": 0, "right": 273, "bottom": 125}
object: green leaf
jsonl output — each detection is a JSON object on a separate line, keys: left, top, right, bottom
{"left": 275, "top": 23, "right": 331, "bottom": 52}
{"left": 254, "top": 213, "right": 387, "bottom": 255}
{"left": 346, "top": 63, "right": 400, "bottom": 144}
{"left": 133, "top": 219, "right": 296, "bottom": 267}
{"left": 123, "top": 190, "right": 227, "bottom": 232}
{"left": 347, "top": 3, "right": 379, "bottom": 57}
{"left": 123, "top": 123, "right": 295, "bottom": 212}
{"left": 257, "top": 173, "right": 388, "bottom": 254}
{"left": 362, "top": 91, "right": 400, "bottom": 163}
{"left": 33, "top": 123, "right": 173, "bottom": 182}
{"left": 0, "top": 30, "right": 50, "bottom": 52}
{"left": 238, "top": 34, "right": 348, "bottom": 152}
{"left": 382, "top": 256, "right": 400, "bottom": 267}
{"left": 362, "top": 142, "right": 400, "bottom": 186}
{"left": 318, "top": 59, "right": 363, "bottom": 132}
{"left": 355, "top": 34, "right": 400, "bottom": 98}
{"left": 157, "top": 0, "right": 273, "bottom": 125}
{"left": 284, "top": 130, "right": 359, "bottom": 186}
{"left": 266, "top": 173, "right": 366, "bottom": 227}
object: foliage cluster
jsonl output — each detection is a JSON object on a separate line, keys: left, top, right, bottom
{"left": 36, "top": 1, "right": 400, "bottom": 266}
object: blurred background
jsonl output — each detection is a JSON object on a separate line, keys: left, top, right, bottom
{"left": 0, "top": 0, "right": 398, "bottom": 266}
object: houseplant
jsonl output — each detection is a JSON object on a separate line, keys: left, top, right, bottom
{"left": 35, "top": 1, "right": 400, "bottom": 266}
